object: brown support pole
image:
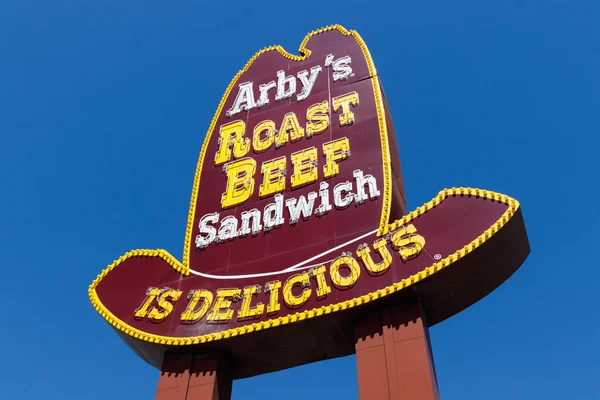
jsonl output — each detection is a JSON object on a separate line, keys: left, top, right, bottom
{"left": 155, "top": 353, "right": 192, "bottom": 400}
{"left": 355, "top": 299, "right": 440, "bottom": 400}
{"left": 188, "top": 354, "right": 233, "bottom": 400}
{"left": 155, "top": 353, "right": 233, "bottom": 400}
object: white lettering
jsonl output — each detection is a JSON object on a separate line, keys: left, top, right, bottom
{"left": 275, "top": 70, "right": 296, "bottom": 102}
{"left": 297, "top": 66, "right": 322, "bottom": 101}
{"left": 217, "top": 216, "right": 238, "bottom": 242}
{"left": 226, "top": 82, "right": 256, "bottom": 117}
{"left": 315, "top": 181, "right": 332, "bottom": 216}
{"left": 225, "top": 56, "right": 352, "bottom": 117}
{"left": 353, "top": 169, "right": 380, "bottom": 204}
{"left": 334, "top": 181, "right": 353, "bottom": 208}
{"left": 239, "top": 208, "right": 262, "bottom": 236}
{"left": 332, "top": 56, "right": 353, "bottom": 81}
{"left": 257, "top": 81, "right": 276, "bottom": 108}
{"left": 285, "top": 192, "right": 318, "bottom": 225}
{"left": 324, "top": 54, "right": 335, "bottom": 67}
{"left": 194, "top": 169, "right": 374, "bottom": 249}
{"left": 264, "top": 193, "right": 285, "bottom": 231}
{"left": 196, "top": 213, "right": 219, "bottom": 249}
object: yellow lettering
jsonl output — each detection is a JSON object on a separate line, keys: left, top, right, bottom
{"left": 311, "top": 266, "right": 331, "bottom": 297}
{"left": 291, "top": 147, "right": 318, "bottom": 188}
{"left": 215, "top": 120, "right": 250, "bottom": 165}
{"left": 238, "top": 286, "right": 265, "bottom": 319}
{"left": 280, "top": 112, "right": 304, "bottom": 143}
{"left": 329, "top": 256, "right": 360, "bottom": 288}
{"left": 283, "top": 273, "right": 311, "bottom": 307}
{"left": 322, "top": 138, "right": 350, "bottom": 178}
{"left": 147, "top": 289, "right": 182, "bottom": 321}
{"left": 266, "top": 281, "right": 282, "bottom": 313}
{"left": 332, "top": 92, "right": 359, "bottom": 126}
{"left": 206, "top": 288, "right": 240, "bottom": 322}
{"left": 180, "top": 290, "right": 214, "bottom": 322}
{"left": 391, "top": 224, "right": 426, "bottom": 260}
{"left": 134, "top": 287, "right": 161, "bottom": 319}
{"left": 253, "top": 120, "right": 275, "bottom": 153}
{"left": 259, "top": 157, "right": 286, "bottom": 197}
{"left": 306, "top": 101, "right": 329, "bottom": 137}
{"left": 357, "top": 239, "right": 392, "bottom": 274}
{"left": 221, "top": 158, "right": 256, "bottom": 208}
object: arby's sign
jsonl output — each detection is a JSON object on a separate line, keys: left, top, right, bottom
{"left": 88, "top": 26, "right": 527, "bottom": 355}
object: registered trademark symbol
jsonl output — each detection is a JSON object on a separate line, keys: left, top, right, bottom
{"left": 434, "top": 254, "right": 442, "bottom": 261}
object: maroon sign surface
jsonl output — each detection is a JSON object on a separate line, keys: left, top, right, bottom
{"left": 92, "top": 189, "right": 519, "bottom": 340}
{"left": 188, "top": 26, "right": 395, "bottom": 278}
{"left": 88, "top": 26, "right": 529, "bottom": 373}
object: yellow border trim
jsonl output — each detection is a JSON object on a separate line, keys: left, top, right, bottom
{"left": 88, "top": 187, "right": 520, "bottom": 346}
{"left": 181, "top": 24, "right": 391, "bottom": 267}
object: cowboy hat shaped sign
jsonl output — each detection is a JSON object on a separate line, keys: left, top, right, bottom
{"left": 89, "top": 25, "right": 529, "bottom": 376}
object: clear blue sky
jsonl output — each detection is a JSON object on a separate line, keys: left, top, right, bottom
{"left": 1, "top": 1, "right": 598, "bottom": 399}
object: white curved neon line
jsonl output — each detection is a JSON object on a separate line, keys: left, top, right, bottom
{"left": 188, "top": 228, "right": 378, "bottom": 280}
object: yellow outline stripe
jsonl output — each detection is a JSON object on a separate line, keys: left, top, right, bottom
{"left": 88, "top": 187, "right": 520, "bottom": 346}
{"left": 181, "top": 24, "right": 392, "bottom": 267}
